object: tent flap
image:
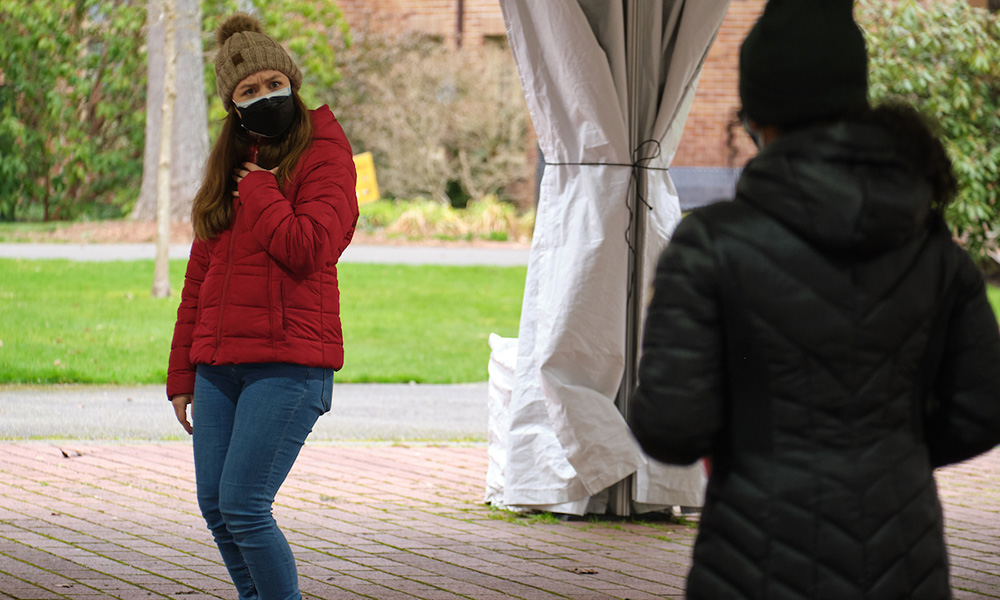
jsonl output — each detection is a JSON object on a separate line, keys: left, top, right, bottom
{"left": 495, "top": 0, "right": 731, "bottom": 511}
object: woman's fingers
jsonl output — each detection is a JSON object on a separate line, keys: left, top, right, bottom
{"left": 233, "top": 163, "right": 274, "bottom": 191}
{"left": 233, "top": 163, "right": 275, "bottom": 190}
{"left": 171, "top": 395, "right": 193, "bottom": 435}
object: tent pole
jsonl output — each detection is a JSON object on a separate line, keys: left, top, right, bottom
{"left": 610, "top": 0, "right": 646, "bottom": 518}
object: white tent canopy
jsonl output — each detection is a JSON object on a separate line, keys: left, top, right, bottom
{"left": 488, "top": 0, "right": 731, "bottom": 515}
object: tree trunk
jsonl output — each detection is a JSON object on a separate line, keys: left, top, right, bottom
{"left": 134, "top": 0, "right": 208, "bottom": 223}
{"left": 153, "top": 0, "right": 177, "bottom": 299}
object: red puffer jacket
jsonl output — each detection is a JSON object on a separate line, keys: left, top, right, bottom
{"left": 166, "top": 106, "right": 358, "bottom": 398}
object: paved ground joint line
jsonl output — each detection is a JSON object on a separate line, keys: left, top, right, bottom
{"left": 3, "top": 443, "right": 1000, "bottom": 599}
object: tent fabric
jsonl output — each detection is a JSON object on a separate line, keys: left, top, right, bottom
{"left": 484, "top": 334, "right": 516, "bottom": 508}
{"left": 485, "top": 333, "right": 610, "bottom": 515}
{"left": 495, "top": 0, "right": 730, "bottom": 513}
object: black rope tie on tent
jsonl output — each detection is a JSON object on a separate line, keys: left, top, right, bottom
{"left": 543, "top": 139, "right": 669, "bottom": 302}
{"left": 624, "top": 139, "right": 666, "bottom": 258}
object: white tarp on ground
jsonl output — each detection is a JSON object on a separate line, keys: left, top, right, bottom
{"left": 491, "top": 0, "right": 730, "bottom": 514}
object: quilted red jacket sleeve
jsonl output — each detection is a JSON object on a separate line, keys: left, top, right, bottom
{"left": 237, "top": 144, "right": 356, "bottom": 277}
{"left": 166, "top": 238, "right": 210, "bottom": 398}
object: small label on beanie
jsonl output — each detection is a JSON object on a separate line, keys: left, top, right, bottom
{"left": 231, "top": 52, "right": 244, "bottom": 67}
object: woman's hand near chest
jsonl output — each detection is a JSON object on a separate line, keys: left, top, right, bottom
{"left": 232, "top": 162, "right": 278, "bottom": 198}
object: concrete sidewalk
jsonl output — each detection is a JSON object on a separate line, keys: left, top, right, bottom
{"left": 0, "top": 384, "right": 489, "bottom": 443}
{"left": 0, "top": 243, "right": 531, "bottom": 266}
{"left": 2, "top": 443, "right": 1000, "bottom": 599}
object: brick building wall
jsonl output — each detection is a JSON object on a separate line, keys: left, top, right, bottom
{"left": 461, "top": 0, "right": 508, "bottom": 45}
{"left": 673, "top": 0, "right": 764, "bottom": 168}
{"left": 337, "top": 0, "right": 506, "bottom": 47}
{"left": 337, "top": 0, "right": 992, "bottom": 171}
{"left": 670, "top": 0, "right": 994, "bottom": 167}
{"left": 337, "top": 0, "right": 765, "bottom": 173}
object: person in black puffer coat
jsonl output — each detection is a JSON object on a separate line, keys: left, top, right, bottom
{"left": 627, "top": 1, "right": 1000, "bottom": 599}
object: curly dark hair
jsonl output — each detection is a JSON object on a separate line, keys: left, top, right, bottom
{"left": 725, "top": 109, "right": 746, "bottom": 169}
{"left": 857, "top": 102, "right": 958, "bottom": 218}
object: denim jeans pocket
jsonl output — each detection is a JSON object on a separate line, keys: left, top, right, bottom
{"left": 319, "top": 367, "right": 334, "bottom": 414}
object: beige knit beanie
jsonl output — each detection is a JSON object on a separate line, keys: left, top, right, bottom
{"left": 214, "top": 13, "right": 303, "bottom": 111}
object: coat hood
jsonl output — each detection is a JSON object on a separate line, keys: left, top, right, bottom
{"left": 736, "top": 122, "right": 934, "bottom": 257}
{"left": 310, "top": 105, "right": 344, "bottom": 142}
{"left": 306, "top": 105, "right": 354, "bottom": 164}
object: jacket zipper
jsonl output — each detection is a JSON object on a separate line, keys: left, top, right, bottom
{"left": 212, "top": 202, "right": 240, "bottom": 362}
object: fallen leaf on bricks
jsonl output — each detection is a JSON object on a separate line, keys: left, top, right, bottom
{"left": 568, "top": 567, "right": 598, "bottom": 575}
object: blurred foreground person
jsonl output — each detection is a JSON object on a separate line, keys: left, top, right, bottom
{"left": 629, "top": 1, "right": 1000, "bottom": 598}
{"left": 167, "top": 13, "right": 358, "bottom": 599}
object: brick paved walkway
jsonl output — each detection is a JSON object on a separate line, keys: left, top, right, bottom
{"left": 2, "top": 443, "right": 999, "bottom": 599}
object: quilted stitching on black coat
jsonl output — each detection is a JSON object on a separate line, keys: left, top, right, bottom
{"left": 632, "top": 125, "right": 1000, "bottom": 600}
{"left": 683, "top": 207, "right": 953, "bottom": 599}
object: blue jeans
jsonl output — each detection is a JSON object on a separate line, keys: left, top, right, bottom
{"left": 192, "top": 363, "right": 333, "bottom": 600}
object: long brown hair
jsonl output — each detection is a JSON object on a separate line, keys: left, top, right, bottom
{"left": 192, "top": 91, "right": 313, "bottom": 240}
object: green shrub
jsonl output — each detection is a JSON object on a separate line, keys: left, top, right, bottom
{"left": 358, "top": 200, "right": 410, "bottom": 233}
{"left": 859, "top": 0, "right": 1000, "bottom": 270}
{"left": 0, "top": 1, "right": 146, "bottom": 222}
{"left": 359, "top": 197, "right": 533, "bottom": 242}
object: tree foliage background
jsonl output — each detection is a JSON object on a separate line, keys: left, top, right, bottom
{"left": 859, "top": 0, "right": 1000, "bottom": 269}
{"left": 1, "top": 1, "right": 531, "bottom": 223}
{"left": 2, "top": 0, "right": 997, "bottom": 264}
{"left": 0, "top": 0, "right": 351, "bottom": 223}
{"left": 0, "top": 1, "right": 147, "bottom": 221}
{"left": 325, "top": 26, "right": 531, "bottom": 208}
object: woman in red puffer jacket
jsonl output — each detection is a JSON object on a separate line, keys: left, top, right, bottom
{"left": 166, "top": 13, "right": 357, "bottom": 600}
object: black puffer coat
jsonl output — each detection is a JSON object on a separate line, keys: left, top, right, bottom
{"left": 630, "top": 122, "right": 1000, "bottom": 600}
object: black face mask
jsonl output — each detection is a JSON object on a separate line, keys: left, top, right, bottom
{"left": 234, "top": 87, "right": 295, "bottom": 138}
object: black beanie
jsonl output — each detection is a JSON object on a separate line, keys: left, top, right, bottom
{"left": 739, "top": 0, "right": 869, "bottom": 127}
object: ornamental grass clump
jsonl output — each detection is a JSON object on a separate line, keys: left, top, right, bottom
{"left": 467, "top": 196, "right": 518, "bottom": 239}
{"left": 373, "top": 197, "right": 532, "bottom": 242}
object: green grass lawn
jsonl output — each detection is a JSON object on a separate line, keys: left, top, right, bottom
{"left": 989, "top": 285, "right": 1000, "bottom": 317}
{"left": 0, "top": 259, "right": 525, "bottom": 385}
{"left": 2, "top": 258, "right": 998, "bottom": 386}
